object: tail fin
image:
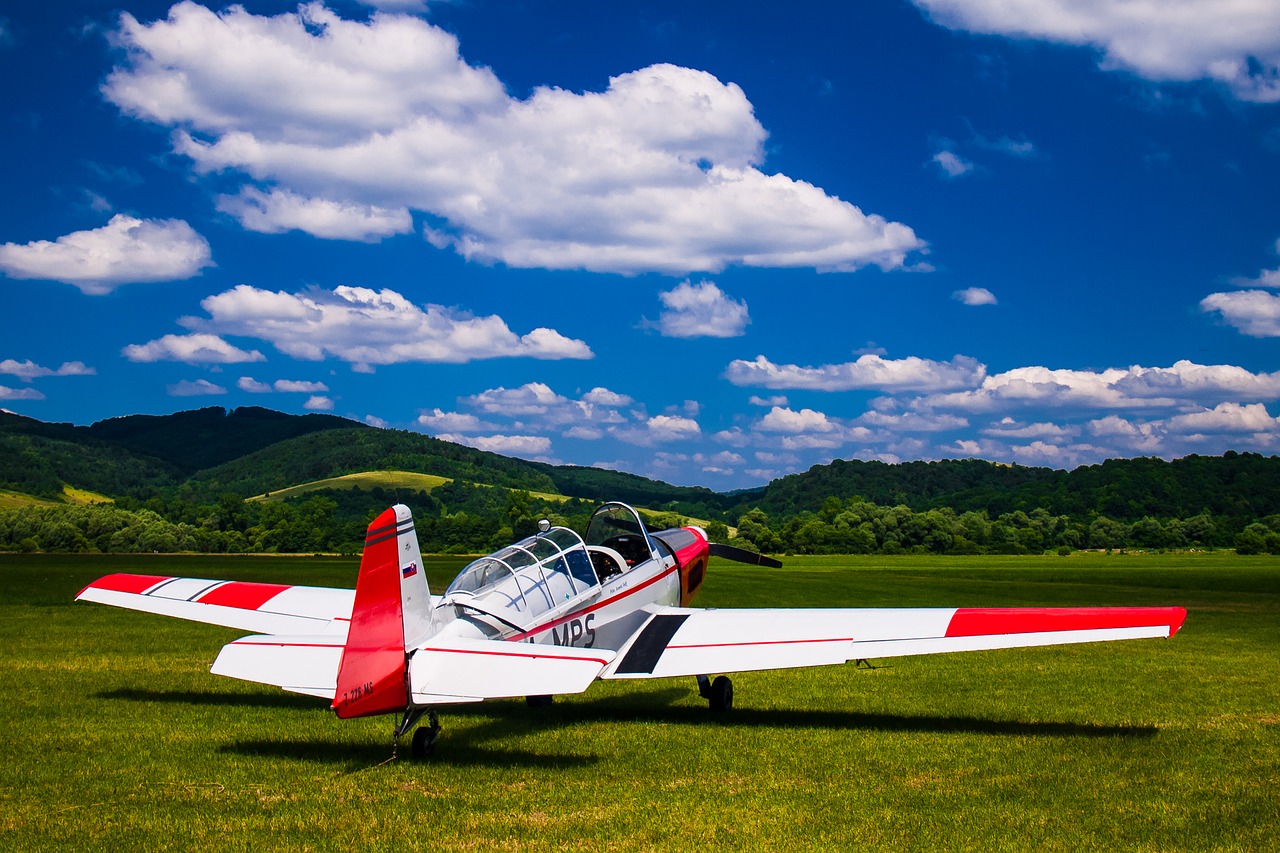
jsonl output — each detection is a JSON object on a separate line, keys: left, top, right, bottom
{"left": 332, "top": 504, "right": 433, "bottom": 719}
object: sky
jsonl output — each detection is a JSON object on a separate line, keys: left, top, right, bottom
{"left": 2, "top": 0, "right": 1280, "bottom": 490}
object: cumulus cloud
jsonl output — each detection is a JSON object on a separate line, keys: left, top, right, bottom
{"left": 0, "top": 360, "right": 95, "bottom": 381}
{"left": 913, "top": 0, "right": 1280, "bottom": 103}
{"left": 1201, "top": 290, "right": 1280, "bottom": 337}
{"left": 614, "top": 414, "right": 702, "bottom": 446}
{"left": 216, "top": 187, "right": 413, "bottom": 242}
{"left": 0, "top": 385, "right": 45, "bottom": 401}
{"left": 238, "top": 376, "right": 329, "bottom": 393}
{"left": 725, "top": 353, "right": 986, "bottom": 392}
{"left": 178, "top": 284, "right": 590, "bottom": 368}
{"left": 0, "top": 215, "right": 212, "bottom": 294}
{"left": 123, "top": 333, "right": 266, "bottom": 364}
{"left": 104, "top": 3, "right": 924, "bottom": 275}
{"left": 953, "top": 286, "right": 997, "bottom": 306}
{"left": 364, "top": 414, "right": 388, "bottom": 428}
{"left": 417, "top": 408, "right": 498, "bottom": 433}
{"left": 921, "top": 360, "right": 1280, "bottom": 412}
{"left": 652, "top": 280, "right": 749, "bottom": 338}
{"left": 167, "top": 378, "right": 227, "bottom": 396}
{"left": 436, "top": 432, "right": 553, "bottom": 459}
{"left": 303, "top": 394, "right": 334, "bottom": 410}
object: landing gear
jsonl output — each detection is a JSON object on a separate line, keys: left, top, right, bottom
{"left": 526, "top": 694, "right": 554, "bottom": 708}
{"left": 411, "top": 719, "right": 440, "bottom": 760}
{"left": 394, "top": 708, "right": 441, "bottom": 761}
{"left": 696, "top": 674, "right": 733, "bottom": 712}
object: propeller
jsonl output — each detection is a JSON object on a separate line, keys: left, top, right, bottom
{"left": 707, "top": 542, "right": 782, "bottom": 569}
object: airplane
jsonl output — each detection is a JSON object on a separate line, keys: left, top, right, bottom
{"left": 77, "top": 501, "right": 1187, "bottom": 759}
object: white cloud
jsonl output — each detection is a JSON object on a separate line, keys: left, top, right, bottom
{"left": 582, "top": 387, "right": 634, "bottom": 407}
{"left": 913, "top": 0, "right": 1280, "bottom": 103}
{"left": 758, "top": 406, "right": 839, "bottom": 434}
{"left": 1201, "top": 290, "right": 1280, "bottom": 337}
{"left": 932, "top": 150, "right": 974, "bottom": 178}
{"left": 167, "top": 378, "right": 227, "bottom": 396}
{"left": 303, "top": 394, "right": 334, "bottom": 410}
{"left": 856, "top": 410, "right": 969, "bottom": 432}
{"left": 217, "top": 187, "right": 412, "bottom": 242}
{"left": 238, "top": 376, "right": 329, "bottom": 393}
{"left": 0, "top": 215, "right": 212, "bottom": 294}
{"left": 1165, "top": 402, "right": 1280, "bottom": 434}
{"left": 104, "top": 3, "right": 924, "bottom": 275}
{"left": 953, "top": 286, "right": 997, "bottom": 306}
{"left": 436, "top": 432, "right": 553, "bottom": 458}
{"left": 123, "top": 333, "right": 266, "bottom": 364}
{"left": 618, "top": 414, "right": 702, "bottom": 445}
{"left": 0, "top": 385, "right": 45, "bottom": 401}
{"left": 364, "top": 414, "right": 388, "bottom": 428}
{"left": 0, "top": 360, "right": 95, "bottom": 381}
{"left": 274, "top": 379, "right": 329, "bottom": 393}
{"left": 726, "top": 353, "right": 985, "bottom": 392}
{"left": 417, "top": 408, "right": 498, "bottom": 433}
{"left": 923, "top": 360, "right": 1280, "bottom": 412}
{"left": 182, "top": 284, "right": 591, "bottom": 367}
{"left": 748, "top": 394, "right": 788, "bottom": 407}
{"left": 653, "top": 280, "right": 749, "bottom": 338}
{"left": 981, "top": 417, "right": 1079, "bottom": 440}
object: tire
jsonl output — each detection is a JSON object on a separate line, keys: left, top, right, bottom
{"left": 411, "top": 725, "right": 437, "bottom": 760}
{"left": 709, "top": 675, "right": 733, "bottom": 712}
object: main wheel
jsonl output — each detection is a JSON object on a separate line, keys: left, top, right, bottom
{"left": 411, "top": 725, "right": 437, "bottom": 760}
{"left": 708, "top": 675, "right": 733, "bottom": 712}
{"left": 526, "top": 694, "right": 554, "bottom": 708}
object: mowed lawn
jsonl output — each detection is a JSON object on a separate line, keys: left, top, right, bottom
{"left": 2, "top": 551, "right": 1277, "bottom": 851}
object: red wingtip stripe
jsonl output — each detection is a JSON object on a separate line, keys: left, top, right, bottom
{"left": 78, "top": 573, "right": 172, "bottom": 598}
{"left": 945, "top": 606, "right": 1188, "bottom": 638}
{"left": 196, "top": 581, "right": 291, "bottom": 610}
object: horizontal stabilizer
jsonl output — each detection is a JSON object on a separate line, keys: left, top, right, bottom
{"left": 604, "top": 605, "right": 1186, "bottom": 679}
{"left": 409, "top": 637, "right": 615, "bottom": 702}
{"left": 211, "top": 634, "right": 344, "bottom": 699}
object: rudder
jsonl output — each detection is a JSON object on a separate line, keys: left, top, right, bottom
{"left": 332, "top": 504, "right": 431, "bottom": 719}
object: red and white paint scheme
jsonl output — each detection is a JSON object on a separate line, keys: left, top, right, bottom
{"left": 77, "top": 502, "right": 1187, "bottom": 758}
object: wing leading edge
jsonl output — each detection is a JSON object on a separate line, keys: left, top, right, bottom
{"left": 603, "top": 605, "right": 1187, "bottom": 679}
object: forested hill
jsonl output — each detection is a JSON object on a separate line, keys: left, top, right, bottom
{"left": 739, "top": 453, "right": 1280, "bottom": 524}
{"left": 4, "top": 406, "right": 1280, "bottom": 525}
{"left": 0, "top": 407, "right": 723, "bottom": 508}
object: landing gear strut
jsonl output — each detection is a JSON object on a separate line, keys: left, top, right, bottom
{"left": 394, "top": 708, "right": 441, "bottom": 760}
{"left": 696, "top": 674, "right": 733, "bottom": 712}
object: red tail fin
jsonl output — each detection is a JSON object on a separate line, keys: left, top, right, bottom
{"left": 332, "top": 506, "right": 411, "bottom": 719}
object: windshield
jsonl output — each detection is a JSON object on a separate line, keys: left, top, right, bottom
{"left": 585, "top": 502, "right": 656, "bottom": 568}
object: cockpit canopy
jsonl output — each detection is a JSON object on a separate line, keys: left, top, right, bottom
{"left": 445, "top": 525, "right": 597, "bottom": 602}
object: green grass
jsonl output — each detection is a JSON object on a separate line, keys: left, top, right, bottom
{"left": 2, "top": 552, "right": 1277, "bottom": 851}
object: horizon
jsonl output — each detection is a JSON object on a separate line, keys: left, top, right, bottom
{"left": 3, "top": 2, "right": 1279, "bottom": 489}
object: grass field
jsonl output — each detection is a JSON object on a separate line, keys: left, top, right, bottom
{"left": 2, "top": 551, "right": 1277, "bottom": 851}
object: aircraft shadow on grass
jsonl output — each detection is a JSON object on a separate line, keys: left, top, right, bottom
{"left": 97, "top": 686, "right": 326, "bottom": 712}
{"left": 99, "top": 684, "right": 1158, "bottom": 753}
{"left": 447, "top": 686, "right": 1160, "bottom": 740}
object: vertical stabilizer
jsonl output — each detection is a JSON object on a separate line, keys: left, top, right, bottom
{"left": 332, "top": 504, "right": 430, "bottom": 719}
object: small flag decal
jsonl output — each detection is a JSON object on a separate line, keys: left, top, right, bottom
{"left": 402, "top": 562, "right": 418, "bottom": 578}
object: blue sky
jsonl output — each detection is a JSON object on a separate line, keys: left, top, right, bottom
{"left": 3, "top": 0, "right": 1280, "bottom": 489}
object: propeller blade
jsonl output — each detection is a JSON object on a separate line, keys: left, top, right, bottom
{"left": 708, "top": 543, "right": 783, "bottom": 568}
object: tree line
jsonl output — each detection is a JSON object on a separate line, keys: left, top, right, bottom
{"left": 4, "top": 485, "right": 1278, "bottom": 556}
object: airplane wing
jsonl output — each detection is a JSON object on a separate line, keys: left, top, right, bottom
{"left": 75, "top": 573, "right": 354, "bottom": 636}
{"left": 603, "top": 605, "right": 1187, "bottom": 679}
{"left": 409, "top": 637, "right": 616, "bottom": 704}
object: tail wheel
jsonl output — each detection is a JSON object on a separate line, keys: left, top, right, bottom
{"left": 411, "top": 724, "right": 438, "bottom": 760}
